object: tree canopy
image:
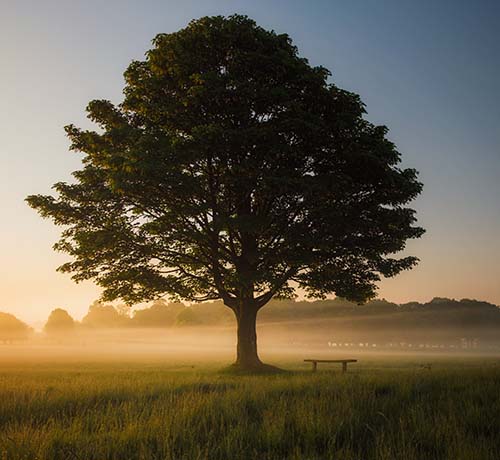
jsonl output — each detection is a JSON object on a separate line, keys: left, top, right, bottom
{"left": 27, "top": 15, "right": 423, "bottom": 369}
{"left": 0, "top": 312, "right": 32, "bottom": 342}
{"left": 44, "top": 308, "right": 75, "bottom": 335}
{"left": 82, "top": 301, "right": 130, "bottom": 328}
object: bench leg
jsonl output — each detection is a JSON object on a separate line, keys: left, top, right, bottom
{"left": 342, "top": 362, "right": 347, "bottom": 373}
{"left": 312, "top": 362, "right": 317, "bottom": 372}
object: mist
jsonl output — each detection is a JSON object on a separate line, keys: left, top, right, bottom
{"left": 2, "top": 297, "right": 499, "bottom": 367}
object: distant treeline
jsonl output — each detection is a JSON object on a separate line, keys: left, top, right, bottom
{"left": 0, "top": 312, "right": 33, "bottom": 342}
{"left": 1, "top": 297, "right": 500, "bottom": 344}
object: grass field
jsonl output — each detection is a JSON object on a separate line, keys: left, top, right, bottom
{"left": 0, "top": 353, "right": 499, "bottom": 460}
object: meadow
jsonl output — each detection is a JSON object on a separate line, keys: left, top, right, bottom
{"left": 0, "top": 350, "right": 499, "bottom": 460}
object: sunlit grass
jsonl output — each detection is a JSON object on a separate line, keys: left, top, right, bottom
{"left": 0, "top": 358, "right": 499, "bottom": 459}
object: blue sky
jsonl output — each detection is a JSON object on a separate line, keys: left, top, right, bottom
{"left": 1, "top": 0, "right": 499, "bottom": 322}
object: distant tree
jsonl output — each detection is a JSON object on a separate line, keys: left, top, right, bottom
{"left": 26, "top": 15, "right": 423, "bottom": 370}
{"left": 429, "top": 297, "right": 454, "bottom": 305}
{"left": 44, "top": 308, "right": 75, "bottom": 336}
{"left": 132, "top": 299, "right": 185, "bottom": 327}
{"left": 0, "top": 312, "right": 32, "bottom": 343}
{"left": 175, "top": 307, "right": 202, "bottom": 326}
{"left": 188, "top": 301, "right": 234, "bottom": 325}
{"left": 115, "top": 303, "right": 131, "bottom": 318}
{"left": 82, "top": 301, "right": 130, "bottom": 328}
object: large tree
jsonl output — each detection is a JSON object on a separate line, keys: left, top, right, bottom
{"left": 27, "top": 15, "right": 424, "bottom": 371}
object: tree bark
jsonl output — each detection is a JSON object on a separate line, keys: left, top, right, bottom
{"left": 234, "top": 303, "right": 262, "bottom": 369}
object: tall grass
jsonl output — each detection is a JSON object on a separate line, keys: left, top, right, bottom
{"left": 0, "top": 359, "right": 499, "bottom": 459}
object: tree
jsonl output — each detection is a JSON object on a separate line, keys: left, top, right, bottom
{"left": 175, "top": 307, "right": 202, "bottom": 327}
{"left": 44, "top": 308, "right": 75, "bottom": 336}
{"left": 132, "top": 299, "right": 185, "bottom": 327}
{"left": 27, "top": 15, "right": 423, "bottom": 371}
{"left": 0, "top": 312, "right": 32, "bottom": 343}
{"left": 82, "top": 301, "right": 130, "bottom": 328}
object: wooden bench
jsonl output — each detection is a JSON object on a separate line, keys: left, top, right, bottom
{"left": 304, "top": 359, "right": 357, "bottom": 373}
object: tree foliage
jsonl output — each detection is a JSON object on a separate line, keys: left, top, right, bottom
{"left": 82, "top": 301, "right": 129, "bottom": 328}
{"left": 44, "top": 308, "right": 75, "bottom": 335}
{"left": 0, "top": 312, "right": 32, "bottom": 342}
{"left": 27, "top": 15, "right": 423, "bottom": 368}
{"left": 132, "top": 299, "right": 185, "bottom": 327}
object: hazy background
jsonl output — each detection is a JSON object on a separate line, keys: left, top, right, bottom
{"left": 3, "top": 298, "right": 500, "bottom": 360}
{"left": 1, "top": 0, "right": 499, "bottom": 323}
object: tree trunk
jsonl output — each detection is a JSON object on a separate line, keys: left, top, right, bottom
{"left": 234, "top": 304, "right": 262, "bottom": 369}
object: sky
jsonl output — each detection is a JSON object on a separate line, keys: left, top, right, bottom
{"left": 1, "top": 0, "right": 499, "bottom": 324}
